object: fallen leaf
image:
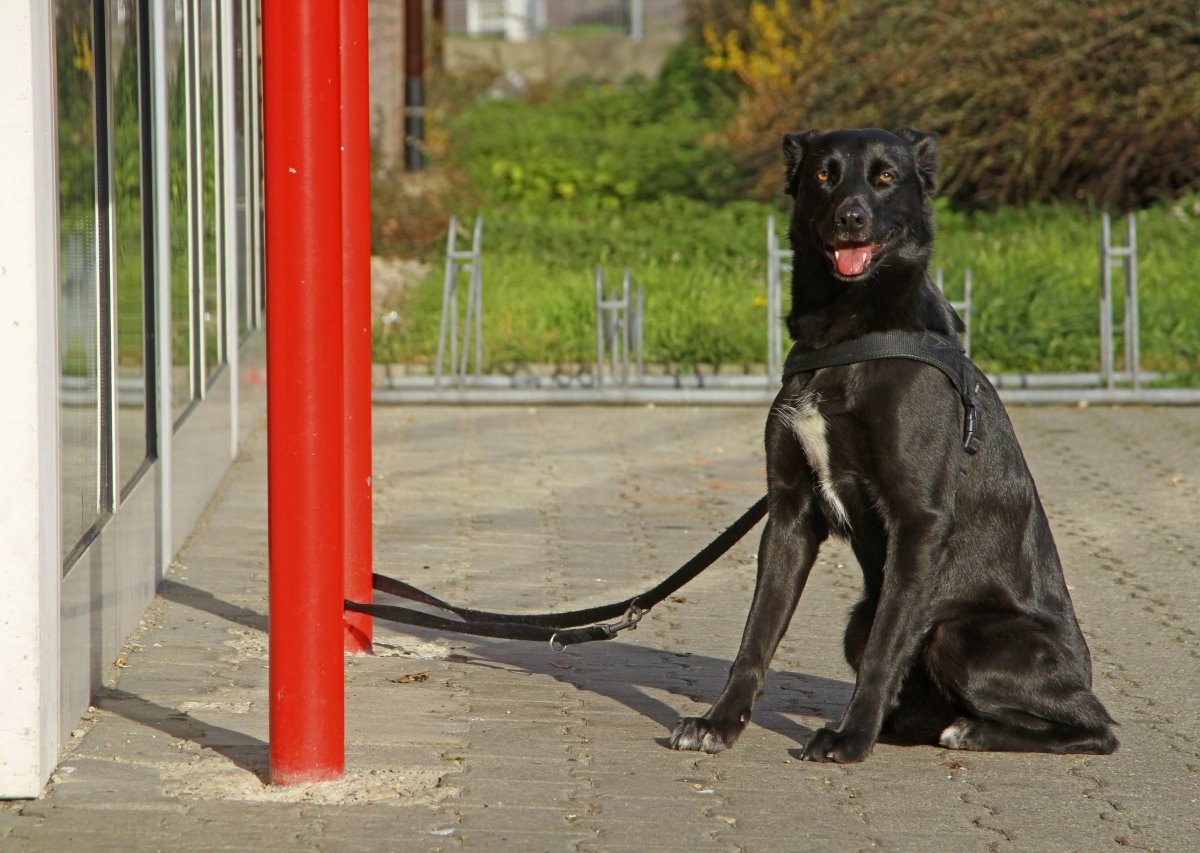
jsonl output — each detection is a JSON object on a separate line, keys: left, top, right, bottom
{"left": 390, "top": 671, "right": 430, "bottom": 683}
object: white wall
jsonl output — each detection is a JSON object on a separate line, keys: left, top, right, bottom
{"left": 0, "top": 0, "right": 63, "bottom": 798}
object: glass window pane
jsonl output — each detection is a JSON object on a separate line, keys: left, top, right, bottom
{"left": 56, "top": 0, "right": 101, "bottom": 554}
{"left": 199, "top": 0, "right": 222, "bottom": 380}
{"left": 167, "top": 2, "right": 191, "bottom": 421}
{"left": 234, "top": 0, "right": 251, "bottom": 340}
{"left": 112, "top": 0, "right": 149, "bottom": 489}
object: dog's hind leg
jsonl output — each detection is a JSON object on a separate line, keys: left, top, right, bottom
{"left": 939, "top": 714, "right": 1118, "bottom": 755}
{"left": 670, "top": 491, "right": 826, "bottom": 753}
{"left": 927, "top": 614, "right": 1119, "bottom": 755}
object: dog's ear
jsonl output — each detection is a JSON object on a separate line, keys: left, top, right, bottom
{"left": 895, "top": 128, "right": 939, "bottom": 194}
{"left": 782, "top": 130, "right": 822, "bottom": 196}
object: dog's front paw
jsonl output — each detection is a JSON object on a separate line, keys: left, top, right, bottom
{"left": 800, "top": 727, "right": 873, "bottom": 763}
{"left": 670, "top": 716, "right": 744, "bottom": 753}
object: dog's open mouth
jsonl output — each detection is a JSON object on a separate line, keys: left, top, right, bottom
{"left": 826, "top": 241, "right": 887, "bottom": 279}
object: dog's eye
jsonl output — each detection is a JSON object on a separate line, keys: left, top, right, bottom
{"left": 878, "top": 170, "right": 897, "bottom": 185}
{"left": 815, "top": 169, "right": 831, "bottom": 184}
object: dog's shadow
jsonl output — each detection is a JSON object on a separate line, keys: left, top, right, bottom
{"left": 376, "top": 629, "right": 853, "bottom": 752}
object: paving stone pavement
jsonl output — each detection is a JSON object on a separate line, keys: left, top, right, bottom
{"left": 3, "top": 404, "right": 1198, "bottom": 851}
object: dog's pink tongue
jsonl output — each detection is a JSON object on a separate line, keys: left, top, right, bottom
{"left": 835, "top": 245, "right": 873, "bottom": 277}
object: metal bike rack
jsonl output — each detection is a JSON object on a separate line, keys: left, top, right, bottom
{"left": 934, "top": 267, "right": 973, "bottom": 358}
{"left": 766, "top": 214, "right": 790, "bottom": 381}
{"left": 1100, "top": 212, "right": 1139, "bottom": 389}
{"left": 435, "top": 215, "right": 484, "bottom": 386}
{"left": 595, "top": 266, "right": 643, "bottom": 387}
{"left": 374, "top": 211, "right": 1200, "bottom": 406}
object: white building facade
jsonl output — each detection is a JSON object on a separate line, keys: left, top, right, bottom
{"left": 1, "top": 0, "right": 265, "bottom": 797}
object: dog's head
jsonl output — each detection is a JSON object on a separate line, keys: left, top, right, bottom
{"left": 783, "top": 128, "right": 938, "bottom": 284}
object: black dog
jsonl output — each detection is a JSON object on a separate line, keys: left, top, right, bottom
{"left": 670, "top": 128, "right": 1117, "bottom": 763}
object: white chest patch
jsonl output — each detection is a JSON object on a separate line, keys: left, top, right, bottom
{"left": 778, "top": 393, "right": 850, "bottom": 528}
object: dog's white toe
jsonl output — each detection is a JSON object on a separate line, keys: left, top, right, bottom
{"left": 939, "top": 720, "right": 973, "bottom": 749}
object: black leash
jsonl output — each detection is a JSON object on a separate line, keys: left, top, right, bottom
{"left": 344, "top": 495, "right": 768, "bottom": 650}
{"left": 782, "top": 330, "right": 982, "bottom": 454}
{"left": 347, "top": 330, "right": 982, "bottom": 651}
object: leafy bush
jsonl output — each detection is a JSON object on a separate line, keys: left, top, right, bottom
{"left": 447, "top": 62, "right": 738, "bottom": 210}
{"left": 695, "top": 0, "right": 1200, "bottom": 210}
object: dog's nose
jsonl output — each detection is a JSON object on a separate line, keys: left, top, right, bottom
{"left": 835, "top": 199, "right": 869, "bottom": 231}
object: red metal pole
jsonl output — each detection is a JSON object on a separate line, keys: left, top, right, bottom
{"left": 263, "top": 0, "right": 345, "bottom": 783}
{"left": 341, "top": 0, "right": 373, "bottom": 654}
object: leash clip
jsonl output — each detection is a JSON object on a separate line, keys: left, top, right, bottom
{"left": 605, "top": 601, "right": 645, "bottom": 635}
{"left": 961, "top": 382, "right": 981, "bottom": 454}
{"left": 550, "top": 601, "right": 645, "bottom": 653}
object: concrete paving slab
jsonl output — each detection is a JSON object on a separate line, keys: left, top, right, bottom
{"left": 3, "top": 405, "right": 1199, "bottom": 851}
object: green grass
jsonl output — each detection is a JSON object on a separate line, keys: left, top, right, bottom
{"left": 379, "top": 66, "right": 1200, "bottom": 381}
{"left": 378, "top": 196, "right": 775, "bottom": 369}
{"left": 934, "top": 198, "right": 1200, "bottom": 377}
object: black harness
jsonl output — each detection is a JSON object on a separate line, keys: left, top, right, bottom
{"left": 783, "top": 330, "right": 982, "bottom": 454}
{"left": 346, "top": 330, "right": 980, "bottom": 649}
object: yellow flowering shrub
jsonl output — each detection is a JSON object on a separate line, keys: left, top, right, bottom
{"left": 699, "top": 0, "right": 851, "bottom": 196}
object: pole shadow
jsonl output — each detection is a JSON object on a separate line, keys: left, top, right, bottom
{"left": 95, "top": 686, "right": 269, "bottom": 783}
{"left": 157, "top": 579, "right": 268, "bottom": 633}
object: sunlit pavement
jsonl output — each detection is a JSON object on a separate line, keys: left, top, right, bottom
{"left": 5, "top": 404, "right": 1197, "bottom": 851}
